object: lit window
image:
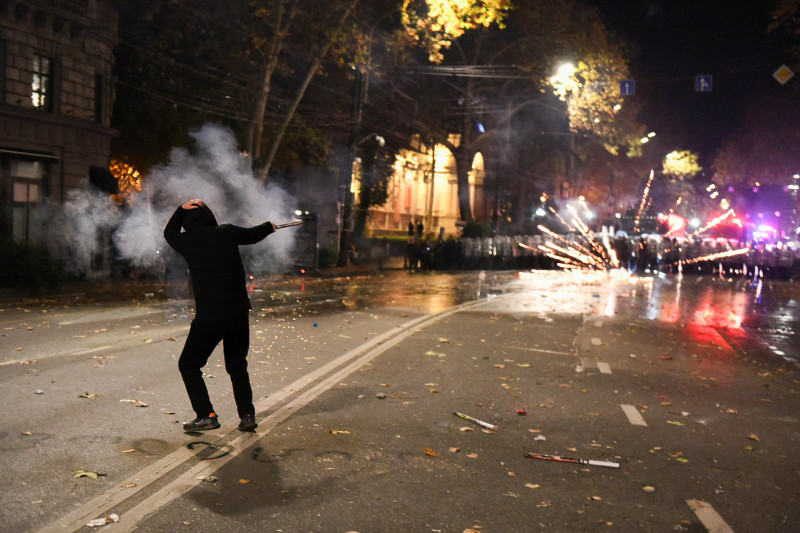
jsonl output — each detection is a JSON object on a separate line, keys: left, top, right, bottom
{"left": 31, "top": 54, "right": 53, "bottom": 111}
{"left": 9, "top": 159, "right": 46, "bottom": 243}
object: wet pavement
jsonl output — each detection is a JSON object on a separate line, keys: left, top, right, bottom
{"left": 1, "top": 269, "right": 799, "bottom": 532}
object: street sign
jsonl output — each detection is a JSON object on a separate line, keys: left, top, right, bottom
{"left": 619, "top": 79, "right": 635, "bottom": 96}
{"left": 773, "top": 64, "right": 795, "bottom": 85}
{"left": 695, "top": 75, "right": 712, "bottom": 92}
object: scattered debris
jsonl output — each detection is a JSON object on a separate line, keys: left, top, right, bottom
{"left": 642, "top": 486, "right": 656, "bottom": 493}
{"left": 424, "top": 447, "right": 438, "bottom": 457}
{"left": 238, "top": 479, "right": 251, "bottom": 484}
{"left": 330, "top": 430, "right": 351, "bottom": 435}
{"left": 524, "top": 453, "right": 619, "bottom": 469}
{"left": 453, "top": 412, "right": 497, "bottom": 430}
{"left": 33, "top": 390, "right": 43, "bottom": 395}
{"left": 79, "top": 392, "right": 99, "bottom": 399}
{"left": 119, "top": 482, "right": 137, "bottom": 488}
{"left": 120, "top": 399, "right": 148, "bottom": 407}
{"left": 86, "top": 513, "right": 119, "bottom": 527}
{"left": 748, "top": 434, "right": 760, "bottom": 442}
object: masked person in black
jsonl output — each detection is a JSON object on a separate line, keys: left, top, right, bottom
{"left": 164, "top": 199, "right": 276, "bottom": 432}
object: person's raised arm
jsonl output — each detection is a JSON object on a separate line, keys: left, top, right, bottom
{"left": 163, "top": 200, "right": 201, "bottom": 248}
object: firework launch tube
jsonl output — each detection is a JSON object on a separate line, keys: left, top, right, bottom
{"left": 276, "top": 220, "right": 303, "bottom": 229}
{"left": 524, "top": 452, "right": 619, "bottom": 469}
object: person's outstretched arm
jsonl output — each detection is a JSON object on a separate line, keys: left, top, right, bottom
{"left": 228, "top": 221, "right": 278, "bottom": 245}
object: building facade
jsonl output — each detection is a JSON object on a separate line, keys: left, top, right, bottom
{"left": 0, "top": 0, "right": 117, "bottom": 246}
{"left": 360, "top": 134, "right": 486, "bottom": 240}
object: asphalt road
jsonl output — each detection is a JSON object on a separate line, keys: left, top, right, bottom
{"left": 1, "top": 270, "right": 798, "bottom": 533}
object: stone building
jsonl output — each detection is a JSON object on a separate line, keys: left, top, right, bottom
{"left": 0, "top": 0, "right": 117, "bottom": 246}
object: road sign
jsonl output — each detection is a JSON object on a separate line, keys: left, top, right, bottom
{"left": 619, "top": 79, "right": 635, "bottom": 96}
{"left": 695, "top": 75, "right": 712, "bottom": 92}
{"left": 773, "top": 64, "right": 795, "bottom": 85}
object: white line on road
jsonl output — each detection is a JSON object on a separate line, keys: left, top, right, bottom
{"left": 620, "top": 404, "right": 648, "bottom": 426}
{"left": 72, "top": 345, "right": 113, "bottom": 356}
{"left": 686, "top": 499, "right": 734, "bottom": 532}
{"left": 38, "top": 299, "right": 487, "bottom": 533}
{"left": 506, "top": 346, "right": 571, "bottom": 355}
{"left": 597, "top": 362, "right": 612, "bottom": 374}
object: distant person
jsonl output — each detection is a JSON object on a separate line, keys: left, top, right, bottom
{"left": 164, "top": 199, "right": 276, "bottom": 433}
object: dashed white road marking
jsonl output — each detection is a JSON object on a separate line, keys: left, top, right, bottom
{"left": 506, "top": 346, "right": 571, "bottom": 356}
{"left": 686, "top": 499, "right": 734, "bottom": 532}
{"left": 620, "top": 404, "right": 648, "bottom": 426}
{"left": 597, "top": 362, "right": 612, "bottom": 374}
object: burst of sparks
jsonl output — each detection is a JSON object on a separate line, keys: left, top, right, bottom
{"left": 634, "top": 170, "right": 655, "bottom": 232}
{"left": 680, "top": 247, "right": 749, "bottom": 265}
{"left": 691, "top": 209, "right": 735, "bottom": 236}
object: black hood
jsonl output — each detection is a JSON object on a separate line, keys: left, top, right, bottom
{"left": 182, "top": 205, "right": 218, "bottom": 231}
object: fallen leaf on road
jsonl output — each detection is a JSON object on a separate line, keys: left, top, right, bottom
{"left": 438, "top": 338, "right": 450, "bottom": 343}
{"left": 516, "top": 409, "right": 527, "bottom": 415}
{"left": 675, "top": 457, "right": 690, "bottom": 464}
{"left": 642, "top": 486, "right": 656, "bottom": 493}
{"left": 238, "top": 479, "right": 251, "bottom": 484}
{"left": 79, "top": 392, "right": 99, "bottom": 399}
{"left": 726, "top": 408, "right": 738, "bottom": 414}
{"left": 425, "top": 351, "right": 446, "bottom": 357}
{"left": 567, "top": 447, "right": 578, "bottom": 452}
{"left": 748, "top": 434, "right": 760, "bottom": 442}
{"left": 534, "top": 435, "right": 546, "bottom": 441}
{"left": 459, "top": 427, "right": 474, "bottom": 432}
{"left": 524, "top": 483, "right": 540, "bottom": 489}
{"left": 119, "top": 482, "right": 137, "bottom": 488}
{"left": 74, "top": 470, "right": 106, "bottom": 479}
{"left": 666, "top": 420, "right": 685, "bottom": 426}
{"left": 423, "top": 447, "right": 437, "bottom": 457}
{"left": 466, "top": 453, "right": 478, "bottom": 459}
{"left": 330, "top": 430, "right": 351, "bottom": 435}
{"left": 449, "top": 447, "right": 460, "bottom": 453}
{"left": 589, "top": 496, "right": 602, "bottom": 501}
{"left": 517, "top": 363, "right": 531, "bottom": 368}
{"left": 22, "top": 431, "right": 33, "bottom": 435}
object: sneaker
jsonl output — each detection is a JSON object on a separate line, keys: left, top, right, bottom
{"left": 238, "top": 413, "right": 258, "bottom": 432}
{"left": 183, "top": 413, "right": 220, "bottom": 432}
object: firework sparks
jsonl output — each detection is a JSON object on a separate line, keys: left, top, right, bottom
{"left": 680, "top": 247, "right": 749, "bottom": 265}
{"left": 692, "top": 209, "right": 735, "bottom": 237}
{"left": 634, "top": 170, "right": 655, "bottom": 233}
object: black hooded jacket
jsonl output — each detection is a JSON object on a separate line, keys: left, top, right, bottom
{"left": 164, "top": 205, "right": 275, "bottom": 322}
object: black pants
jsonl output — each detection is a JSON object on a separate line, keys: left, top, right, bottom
{"left": 178, "top": 311, "right": 254, "bottom": 419}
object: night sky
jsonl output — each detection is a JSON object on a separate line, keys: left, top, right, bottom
{"left": 591, "top": 0, "right": 791, "bottom": 167}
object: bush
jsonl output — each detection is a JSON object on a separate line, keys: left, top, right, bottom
{"left": 318, "top": 247, "right": 338, "bottom": 268}
{"left": 0, "top": 240, "right": 63, "bottom": 289}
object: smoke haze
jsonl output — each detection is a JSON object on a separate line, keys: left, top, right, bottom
{"left": 49, "top": 123, "right": 297, "bottom": 276}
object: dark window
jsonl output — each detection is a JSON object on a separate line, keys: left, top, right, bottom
{"left": 32, "top": 54, "right": 53, "bottom": 111}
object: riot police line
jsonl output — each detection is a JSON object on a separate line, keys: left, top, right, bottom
{"left": 398, "top": 233, "right": 800, "bottom": 280}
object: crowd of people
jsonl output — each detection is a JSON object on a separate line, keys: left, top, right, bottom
{"left": 393, "top": 232, "right": 800, "bottom": 280}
